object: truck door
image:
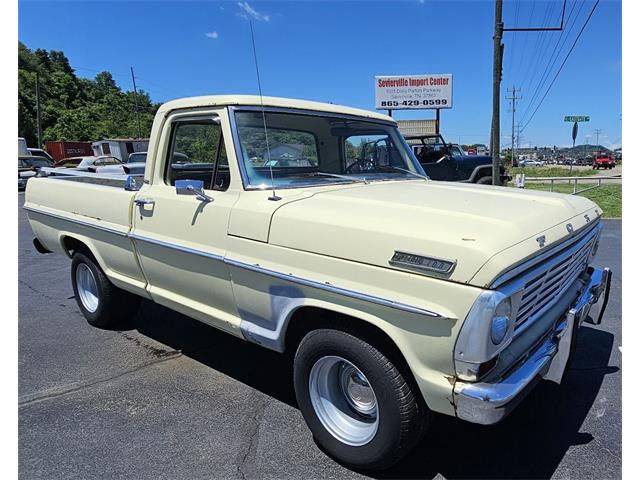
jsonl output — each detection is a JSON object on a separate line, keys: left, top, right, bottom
{"left": 131, "top": 110, "right": 241, "bottom": 335}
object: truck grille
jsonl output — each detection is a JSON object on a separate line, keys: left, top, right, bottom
{"left": 494, "top": 222, "right": 601, "bottom": 334}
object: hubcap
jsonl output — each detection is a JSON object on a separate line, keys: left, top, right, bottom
{"left": 309, "top": 356, "right": 378, "bottom": 446}
{"left": 76, "top": 263, "right": 99, "bottom": 313}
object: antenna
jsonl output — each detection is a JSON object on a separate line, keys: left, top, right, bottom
{"left": 249, "top": 20, "right": 280, "bottom": 201}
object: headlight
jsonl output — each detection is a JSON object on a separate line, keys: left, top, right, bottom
{"left": 491, "top": 298, "right": 512, "bottom": 345}
{"left": 454, "top": 291, "right": 516, "bottom": 381}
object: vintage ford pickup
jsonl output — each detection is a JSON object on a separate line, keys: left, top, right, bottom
{"left": 24, "top": 95, "right": 611, "bottom": 469}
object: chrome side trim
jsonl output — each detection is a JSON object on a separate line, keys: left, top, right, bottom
{"left": 129, "top": 233, "right": 225, "bottom": 261}
{"left": 224, "top": 257, "right": 443, "bottom": 318}
{"left": 26, "top": 205, "right": 443, "bottom": 318}
{"left": 490, "top": 221, "right": 601, "bottom": 288}
{"left": 23, "top": 205, "right": 128, "bottom": 237}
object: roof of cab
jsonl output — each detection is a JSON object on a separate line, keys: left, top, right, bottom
{"left": 158, "top": 95, "right": 395, "bottom": 123}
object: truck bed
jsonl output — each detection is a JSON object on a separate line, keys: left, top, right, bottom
{"left": 24, "top": 175, "right": 149, "bottom": 298}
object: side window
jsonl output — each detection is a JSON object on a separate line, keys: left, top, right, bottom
{"left": 165, "top": 118, "right": 230, "bottom": 191}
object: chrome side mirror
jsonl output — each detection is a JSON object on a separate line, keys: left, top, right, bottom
{"left": 124, "top": 175, "right": 141, "bottom": 191}
{"left": 175, "top": 179, "right": 214, "bottom": 203}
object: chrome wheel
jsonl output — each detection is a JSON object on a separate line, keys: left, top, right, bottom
{"left": 75, "top": 263, "right": 99, "bottom": 313}
{"left": 309, "top": 356, "right": 378, "bottom": 446}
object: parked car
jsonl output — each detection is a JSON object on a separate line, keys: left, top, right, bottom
{"left": 54, "top": 155, "right": 124, "bottom": 173}
{"left": 519, "top": 159, "right": 543, "bottom": 167}
{"left": 406, "top": 134, "right": 510, "bottom": 184}
{"left": 28, "top": 148, "right": 54, "bottom": 163}
{"left": 593, "top": 154, "right": 615, "bottom": 170}
{"left": 24, "top": 95, "right": 611, "bottom": 470}
{"left": 18, "top": 155, "right": 54, "bottom": 190}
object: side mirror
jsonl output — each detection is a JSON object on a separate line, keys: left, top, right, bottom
{"left": 124, "top": 175, "right": 141, "bottom": 191}
{"left": 176, "top": 179, "right": 214, "bottom": 203}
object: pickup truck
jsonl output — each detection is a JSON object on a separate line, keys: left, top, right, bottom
{"left": 406, "top": 134, "right": 510, "bottom": 184}
{"left": 25, "top": 95, "right": 611, "bottom": 470}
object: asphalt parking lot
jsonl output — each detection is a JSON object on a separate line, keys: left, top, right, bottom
{"left": 18, "top": 192, "right": 622, "bottom": 479}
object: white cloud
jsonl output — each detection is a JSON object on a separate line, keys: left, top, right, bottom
{"left": 205, "top": 31, "right": 219, "bottom": 39}
{"left": 237, "top": 1, "right": 270, "bottom": 22}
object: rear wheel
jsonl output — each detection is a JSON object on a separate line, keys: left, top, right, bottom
{"left": 293, "top": 329, "right": 430, "bottom": 470}
{"left": 71, "top": 251, "right": 140, "bottom": 328}
{"left": 476, "top": 176, "right": 492, "bottom": 185}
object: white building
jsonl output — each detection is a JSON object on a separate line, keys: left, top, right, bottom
{"left": 91, "top": 138, "right": 149, "bottom": 162}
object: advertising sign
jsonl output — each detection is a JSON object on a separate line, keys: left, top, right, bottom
{"left": 375, "top": 74, "right": 453, "bottom": 110}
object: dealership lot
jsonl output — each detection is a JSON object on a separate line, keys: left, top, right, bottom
{"left": 18, "top": 192, "right": 621, "bottom": 479}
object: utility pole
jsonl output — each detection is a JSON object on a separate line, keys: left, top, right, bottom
{"left": 594, "top": 128, "right": 602, "bottom": 153}
{"left": 130, "top": 66, "right": 142, "bottom": 139}
{"left": 491, "top": 0, "right": 567, "bottom": 183}
{"left": 35, "top": 71, "right": 42, "bottom": 149}
{"left": 506, "top": 85, "right": 521, "bottom": 167}
{"left": 490, "top": 0, "right": 504, "bottom": 185}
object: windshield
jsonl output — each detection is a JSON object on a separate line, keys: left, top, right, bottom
{"left": 128, "top": 152, "right": 147, "bottom": 163}
{"left": 234, "top": 109, "right": 424, "bottom": 189}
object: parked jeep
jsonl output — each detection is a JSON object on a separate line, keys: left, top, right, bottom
{"left": 593, "top": 154, "right": 616, "bottom": 170}
{"left": 406, "top": 134, "right": 510, "bottom": 184}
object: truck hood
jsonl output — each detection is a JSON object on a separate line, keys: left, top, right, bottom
{"left": 268, "top": 180, "right": 601, "bottom": 286}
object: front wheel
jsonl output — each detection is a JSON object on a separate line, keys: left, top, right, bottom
{"left": 293, "top": 329, "right": 430, "bottom": 470}
{"left": 71, "top": 251, "right": 140, "bottom": 328}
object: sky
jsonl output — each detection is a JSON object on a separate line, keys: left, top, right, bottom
{"left": 18, "top": 0, "right": 622, "bottom": 148}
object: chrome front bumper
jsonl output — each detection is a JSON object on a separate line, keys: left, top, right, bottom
{"left": 453, "top": 266, "right": 612, "bottom": 425}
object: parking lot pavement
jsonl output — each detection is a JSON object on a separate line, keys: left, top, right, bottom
{"left": 18, "top": 192, "right": 622, "bottom": 479}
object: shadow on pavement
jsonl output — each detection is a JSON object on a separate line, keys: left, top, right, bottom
{"left": 123, "top": 301, "right": 617, "bottom": 480}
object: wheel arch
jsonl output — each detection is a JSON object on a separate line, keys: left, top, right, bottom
{"left": 282, "top": 304, "right": 429, "bottom": 409}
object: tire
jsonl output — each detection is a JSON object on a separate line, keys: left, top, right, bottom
{"left": 71, "top": 251, "right": 140, "bottom": 328}
{"left": 293, "top": 329, "right": 431, "bottom": 470}
{"left": 476, "top": 176, "right": 493, "bottom": 185}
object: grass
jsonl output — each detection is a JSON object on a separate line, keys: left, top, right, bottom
{"left": 509, "top": 166, "right": 599, "bottom": 178}
{"left": 523, "top": 183, "right": 622, "bottom": 218}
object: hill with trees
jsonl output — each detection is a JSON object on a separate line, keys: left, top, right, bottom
{"left": 18, "top": 42, "right": 160, "bottom": 147}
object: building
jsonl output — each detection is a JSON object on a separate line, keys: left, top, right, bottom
{"left": 91, "top": 138, "right": 149, "bottom": 162}
{"left": 396, "top": 119, "right": 437, "bottom": 137}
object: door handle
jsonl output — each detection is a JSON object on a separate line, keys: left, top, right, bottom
{"left": 135, "top": 198, "right": 155, "bottom": 206}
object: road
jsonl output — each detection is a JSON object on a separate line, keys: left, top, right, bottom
{"left": 18, "top": 192, "right": 622, "bottom": 479}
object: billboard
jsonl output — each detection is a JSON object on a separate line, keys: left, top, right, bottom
{"left": 375, "top": 74, "right": 453, "bottom": 110}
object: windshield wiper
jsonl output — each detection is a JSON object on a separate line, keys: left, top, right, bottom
{"left": 374, "top": 165, "right": 429, "bottom": 181}
{"left": 307, "top": 172, "right": 370, "bottom": 185}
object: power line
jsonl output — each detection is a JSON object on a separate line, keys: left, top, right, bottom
{"left": 518, "top": 0, "right": 557, "bottom": 89}
{"left": 520, "top": 0, "right": 584, "bottom": 122}
{"left": 520, "top": 0, "right": 600, "bottom": 131}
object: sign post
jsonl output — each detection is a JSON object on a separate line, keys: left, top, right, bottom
{"left": 564, "top": 114, "right": 589, "bottom": 152}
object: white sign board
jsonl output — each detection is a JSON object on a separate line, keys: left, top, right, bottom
{"left": 375, "top": 74, "right": 453, "bottom": 110}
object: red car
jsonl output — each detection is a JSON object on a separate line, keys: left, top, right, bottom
{"left": 593, "top": 154, "right": 616, "bottom": 170}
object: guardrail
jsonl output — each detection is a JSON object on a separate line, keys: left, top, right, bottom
{"left": 515, "top": 174, "right": 621, "bottom": 194}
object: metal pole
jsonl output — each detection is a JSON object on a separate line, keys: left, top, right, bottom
{"left": 130, "top": 66, "right": 142, "bottom": 139}
{"left": 35, "top": 72, "right": 42, "bottom": 149}
{"left": 435, "top": 108, "right": 440, "bottom": 135}
{"left": 506, "top": 86, "right": 521, "bottom": 167}
{"left": 491, "top": 0, "right": 504, "bottom": 185}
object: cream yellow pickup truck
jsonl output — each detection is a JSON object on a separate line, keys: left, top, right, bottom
{"left": 25, "top": 95, "right": 611, "bottom": 470}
